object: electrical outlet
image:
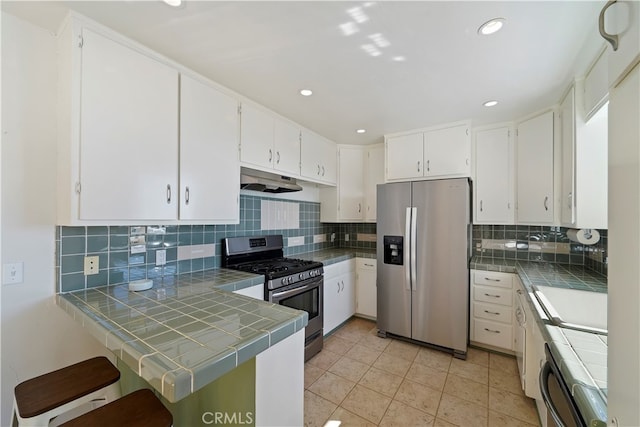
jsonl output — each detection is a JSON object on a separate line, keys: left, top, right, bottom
{"left": 345, "top": 234, "right": 349, "bottom": 242}
{"left": 156, "top": 250, "right": 167, "bottom": 266}
{"left": 84, "top": 256, "right": 99, "bottom": 275}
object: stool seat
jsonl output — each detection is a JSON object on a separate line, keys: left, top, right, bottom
{"left": 14, "top": 356, "right": 120, "bottom": 419}
{"left": 60, "top": 389, "right": 173, "bottom": 427}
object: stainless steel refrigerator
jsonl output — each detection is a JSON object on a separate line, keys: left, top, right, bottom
{"left": 376, "top": 178, "right": 471, "bottom": 359}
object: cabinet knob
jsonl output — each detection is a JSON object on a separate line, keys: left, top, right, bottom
{"left": 276, "top": 151, "right": 280, "bottom": 164}
{"left": 417, "top": 161, "right": 421, "bottom": 172}
{"left": 480, "top": 200, "right": 483, "bottom": 212}
{"left": 185, "top": 186, "right": 190, "bottom": 205}
{"left": 269, "top": 149, "right": 273, "bottom": 162}
{"left": 544, "top": 196, "right": 549, "bottom": 211}
{"left": 166, "top": 184, "right": 172, "bottom": 204}
{"left": 322, "top": 166, "right": 325, "bottom": 176}
{"left": 426, "top": 160, "right": 430, "bottom": 172}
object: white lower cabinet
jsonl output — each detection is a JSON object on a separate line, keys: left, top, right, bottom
{"left": 355, "top": 258, "right": 376, "bottom": 319}
{"left": 469, "top": 270, "right": 514, "bottom": 352}
{"left": 323, "top": 260, "right": 356, "bottom": 335}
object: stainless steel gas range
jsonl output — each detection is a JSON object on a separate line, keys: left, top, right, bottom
{"left": 222, "top": 235, "right": 323, "bottom": 361}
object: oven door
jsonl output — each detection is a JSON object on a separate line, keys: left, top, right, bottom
{"left": 540, "top": 344, "right": 586, "bottom": 427}
{"left": 269, "top": 276, "right": 323, "bottom": 344}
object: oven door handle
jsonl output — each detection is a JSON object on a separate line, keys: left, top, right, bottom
{"left": 272, "top": 281, "right": 320, "bottom": 299}
{"left": 539, "top": 361, "right": 567, "bottom": 427}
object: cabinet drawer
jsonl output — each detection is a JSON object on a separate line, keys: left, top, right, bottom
{"left": 356, "top": 258, "right": 376, "bottom": 270}
{"left": 473, "top": 285, "right": 513, "bottom": 306}
{"left": 473, "top": 319, "right": 513, "bottom": 350}
{"left": 473, "top": 302, "right": 512, "bottom": 324}
{"left": 472, "top": 270, "right": 513, "bottom": 288}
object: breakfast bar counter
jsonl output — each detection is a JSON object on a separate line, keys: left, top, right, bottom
{"left": 56, "top": 269, "right": 308, "bottom": 404}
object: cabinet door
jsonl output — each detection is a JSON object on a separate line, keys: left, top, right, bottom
{"left": 180, "top": 75, "right": 239, "bottom": 222}
{"left": 386, "top": 133, "right": 424, "bottom": 180}
{"left": 79, "top": 28, "right": 178, "bottom": 220}
{"left": 608, "top": 63, "right": 640, "bottom": 426}
{"left": 338, "top": 147, "right": 365, "bottom": 221}
{"left": 273, "top": 118, "right": 301, "bottom": 176}
{"left": 340, "top": 271, "right": 356, "bottom": 322}
{"left": 323, "top": 275, "right": 342, "bottom": 334}
{"left": 356, "top": 259, "right": 377, "bottom": 318}
{"left": 560, "top": 87, "right": 576, "bottom": 226}
{"left": 603, "top": 0, "right": 640, "bottom": 87}
{"left": 424, "top": 124, "right": 471, "bottom": 177}
{"left": 516, "top": 111, "right": 554, "bottom": 224}
{"left": 365, "top": 145, "right": 384, "bottom": 222}
{"left": 300, "top": 130, "right": 336, "bottom": 185}
{"left": 240, "top": 103, "right": 274, "bottom": 169}
{"left": 474, "top": 126, "right": 514, "bottom": 224}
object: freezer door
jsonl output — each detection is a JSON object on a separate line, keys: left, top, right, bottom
{"left": 411, "top": 179, "right": 470, "bottom": 354}
{"left": 376, "top": 182, "right": 412, "bottom": 338}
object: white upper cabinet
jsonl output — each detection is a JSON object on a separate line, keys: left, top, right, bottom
{"left": 600, "top": 0, "right": 640, "bottom": 87}
{"left": 385, "top": 122, "right": 471, "bottom": 182}
{"left": 424, "top": 124, "right": 471, "bottom": 177}
{"left": 320, "top": 146, "right": 364, "bottom": 222}
{"left": 559, "top": 84, "right": 608, "bottom": 229}
{"left": 364, "top": 144, "right": 384, "bottom": 222}
{"left": 515, "top": 111, "right": 555, "bottom": 225}
{"left": 300, "top": 129, "right": 337, "bottom": 185}
{"left": 58, "top": 22, "right": 180, "bottom": 224}
{"left": 473, "top": 126, "right": 514, "bottom": 224}
{"left": 386, "top": 133, "right": 424, "bottom": 180}
{"left": 240, "top": 103, "right": 301, "bottom": 177}
{"left": 180, "top": 75, "right": 240, "bottom": 223}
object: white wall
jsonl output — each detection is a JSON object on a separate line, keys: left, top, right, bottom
{"left": 1, "top": 12, "right": 112, "bottom": 425}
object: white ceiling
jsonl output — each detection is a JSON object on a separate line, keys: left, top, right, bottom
{"left": 2, "top": 1, "right": 605, "bottom": 145}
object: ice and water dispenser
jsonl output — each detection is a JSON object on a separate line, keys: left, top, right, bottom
{"left": 383, "top": 236, "right": 403, "bottom": 265}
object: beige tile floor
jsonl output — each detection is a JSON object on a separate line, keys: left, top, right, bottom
{"left": 305, "top": 317, "right": 541, "bottom": 427}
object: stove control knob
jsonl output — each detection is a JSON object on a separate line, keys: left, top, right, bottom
{"left": 281, "top": 278, "right": 287, "bottom": 285}
{"left": 299, "top": 273, "right": 304, "bottom": 280}
{"left": 309, "top": 270, "right": 315, "bottom": 277}
{"left": 289, "top": 277, "right": 294, "bottom": 284}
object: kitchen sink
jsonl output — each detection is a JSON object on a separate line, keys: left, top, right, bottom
{"left": 533, "top": 285, "right": 607, "bottom": 335}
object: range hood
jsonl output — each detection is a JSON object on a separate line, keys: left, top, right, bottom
{"left": 240, "top": 167, "right": 302, "bottom": 193}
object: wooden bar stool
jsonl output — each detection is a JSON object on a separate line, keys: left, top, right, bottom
{"left": 59, "top": 389, "right": 173, "bottom": 427}
{"left": 13, "top": 356, "right": 121, "bottom": 426}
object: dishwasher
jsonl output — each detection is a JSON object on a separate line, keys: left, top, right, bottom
{"left": 539, "top": 344, "right": 586, "bottom": 427}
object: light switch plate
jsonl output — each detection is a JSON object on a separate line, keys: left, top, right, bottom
{"left": 156, "top": 250, "right": 167, "bottom": 266}
{"left": 3, "top": 262, "right": 24, "bottom": 284}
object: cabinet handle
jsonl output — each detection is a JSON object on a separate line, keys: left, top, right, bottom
{"left": 317, "top": 165, "right": 321, "bottom": 175}
{"left": 484, "top": 328, "right": 501, "bottom": 334}
{"left": 427, "top": 160, "right": 430, "bottom": 172}
{"left": 276, "top": 151, "right": 280, "bottom": 164}
{"left": 484, "top": 277, "right": 501, "bottom": 282}
{"left": 516, "top": 289, "right": 523, "bottom": 295}
{"left": 364, "top": 263, "right": 374, "bottom": 267}
{"left": 484, "top": 310, "right": 500, "bottom": 315}
{"left": 544, "top": 196, "right": 549, "bottom": 211}
{"left": 166, "top": 184, "right": 172, "bottom": 204}
{"left": 322, "top": 166, "right": 325, "bottom": 176}
{"left": 185, "top": 186, "right": 190, "bottom": 205}
{"left": 417, "top": 161, "right": 421, "bottom": 172}
{"left": 480, "top": 200, "right": 483, "bottom": 212}
{"left": 341, "top": 280, "right": 345, "bottom": 291}
{"left": 484, "top": 293, "right": 501, "bottom": 298}
{"left": 567, "top": 192, "right": 572, "bottom": 209}
{"left": 269, "top": 149, "right": 273, "bottom": 163}
{"left": 358, "top": 203, "right": 361, "bottom": 213}
{"left": 337, "top": 282, "right": 340, "bottom": 293}
{"left": 599, "top": 0, "right": 619, "bottom": 51}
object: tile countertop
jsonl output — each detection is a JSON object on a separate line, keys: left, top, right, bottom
{"left": 471, "top": 256, "right": 608, "bottom": 426}
{"left": 57, "top": 269, "right": 308, "bottom": 403}
{"left": 299, "top": 248, "right": 377, "bottom": 265}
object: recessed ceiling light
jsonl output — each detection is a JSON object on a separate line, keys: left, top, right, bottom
{"left": 478, "top": 18, "right": 505, "bottom": 35}
{"left": 483, "top": 100, "right": 499, "bottom": 107}
{"left": 300, "top": 89, "right": 313, "bottom": 97}
{"left": 356, "top": 129, "right": 366, "bottom": 134}
{"left": 163, "top": 0, "right": 182, "bottom": 7}
{"left": 392, "top": 56, "right": 406, "bottom": 62}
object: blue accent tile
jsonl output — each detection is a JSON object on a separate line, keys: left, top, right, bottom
{"left": 87, "top": 235, "right": 108, "bottom": 253}
{"left": 61, "top": 236, "right": 85, "bottom": 255}
{"left": 109, "top": 235, "right": 129, "bottom": 251}
{"left": 109, "top": 226, "right": 129, "bottom": 235}
{"left": 87, "top": 226, "right": 108, "bottom": 236}
{"left": 87, "top": 271, "right": 108, "bottom": 288}
{"left": 62, "top": 226, "right": 86, "bottom": 236}
{"left": 61, "top": 255, "right": 84, "bottom": 274}
{"left": 61, "top": 273, "right": 85, "bottom": 292}
{"left": 110, "top": 251, "right": 129, "bottom": 269}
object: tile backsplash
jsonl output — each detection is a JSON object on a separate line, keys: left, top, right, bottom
{"left": 57, "top": 195, "right": 338, "bottom": 292}
{"left": 472, "top": 225, "right": 608, "bottom": 276}
{"left": 57, "top": 197, "right": 609, "bottom": 293}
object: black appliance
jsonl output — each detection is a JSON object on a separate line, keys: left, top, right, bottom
{"left": 222, "top": 235, "right": 323, "bottom": 361}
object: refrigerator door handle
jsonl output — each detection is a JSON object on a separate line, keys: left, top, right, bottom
{"left": 411, "top": 207, "right": 417, "bottom": 291}
{"left": 405, "top": 207, "right": 412, "bottom": 291}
